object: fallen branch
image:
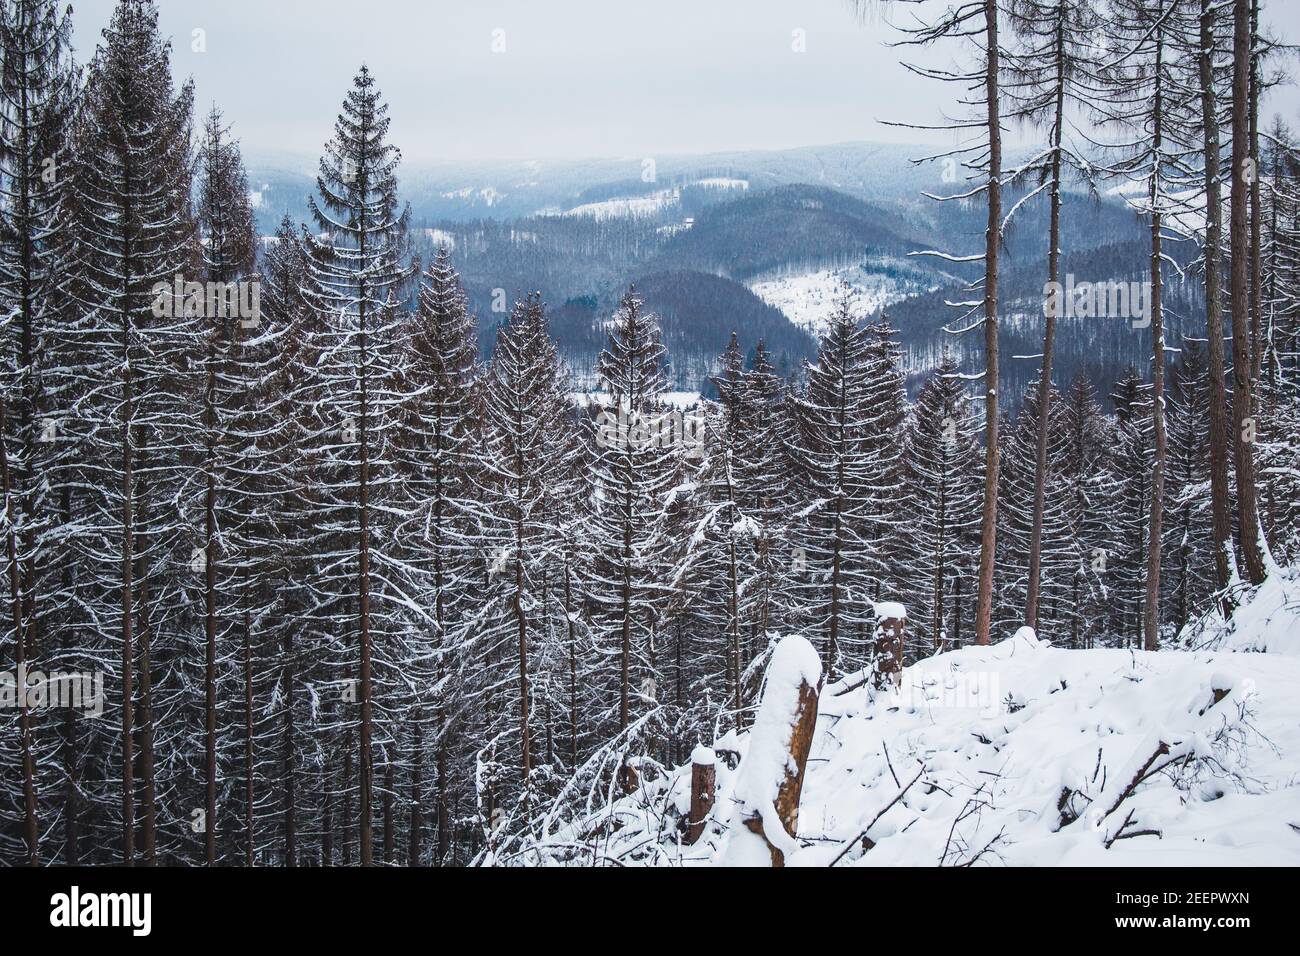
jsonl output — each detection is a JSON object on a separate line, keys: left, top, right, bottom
{"left": 830, "top": 766, "right": 926, "bottom": 867}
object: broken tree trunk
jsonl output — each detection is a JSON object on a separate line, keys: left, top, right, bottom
{"left": 872, "top": 605, "right": 906, "bottom": 692}
{"left": 685, "top": 746, "right": 716, "bottom": 845}
{"left": 724, "top": 634, "right": 823, "bottom": 867}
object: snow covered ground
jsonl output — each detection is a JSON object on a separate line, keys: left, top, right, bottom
{"left": 747, "top": 260, "right": 938, "bottom": 333}
{"left": 527, "top": 570, "right": 1300, "bottom": 867}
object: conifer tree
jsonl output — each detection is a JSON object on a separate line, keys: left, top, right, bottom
{"left": 589, "top": 287, "right": 675, "bottom": 733}
{"left": 0, "top": 0, "right": 77, "bottom": 866}
{"left": 303, "top": 63, "right": 416, "bottom": 865}
{"left": 902, "top": 352, "right": 982, "bottom": 655}
{"left": 61, "top": 0, "right": 197, "bottom": 863}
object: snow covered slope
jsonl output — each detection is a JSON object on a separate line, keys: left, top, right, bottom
{"left": 527, "top": 577, "right": 1300, "bottom": 867}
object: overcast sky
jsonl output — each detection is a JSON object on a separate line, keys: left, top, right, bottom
{"left": 69, "top": 0, "right": 1300, "bottom": 163}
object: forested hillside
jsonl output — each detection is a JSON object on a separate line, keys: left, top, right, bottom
{"left": 1, "top": 0, "right": 1298, "bottom": 873}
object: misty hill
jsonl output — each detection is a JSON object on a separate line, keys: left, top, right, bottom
{"left": 248, "top": 140, "right": 1179, "bottom": 404}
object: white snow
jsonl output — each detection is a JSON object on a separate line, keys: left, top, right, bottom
{"left": 874, "top": 601, "right": 907, "bottom": 620}
{"left": 747, "top": 259, "right": 940, "bottom": 334}
{"left": 1179, "top": 568, "right": 1300, "bottom": 656}
{"left": 561, "top": 188, "right": 679, "bottom": 220}
{"left": 440, "top": 185, "right": 505, "bottom": 206}
{"left": 423, "top": 228, "right": 457, "bottom": 249}
{"left": 529, "top": 575, "right": 1300, "bottom": 867}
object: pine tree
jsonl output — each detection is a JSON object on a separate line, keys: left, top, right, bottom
{"left": 476, "top": 292, "right": 578, "bottom": 816}
{"left": 1164, "top": 339, "right": 1218, "bottom": 629}
{"left": 902, "top": 352, "right": 982, "bottom": 656}
{"left": 1107, "top": 368, "right": 1154, "bottom": 646}
{"left": 786, "top": 290, "right": 885, "bottom": 674}
{"left": 589, "top": 287, "right": 675, "bottom": 735}
{"left": 995, "top": 382, "right": 1073, "bottom": 641}
{"left": 303, "top": 63, "right": 416, "bottom": 865}
{"left": 0, "top": 0, "right": 77, "bottom": 867}
{"left": 391, "top": 246, "right": 480, "bottom": 864}
{"left": 60, "top": 0, "right": 197, "bottom": 864}
{"left": 1058, "top": 373, "right": 1114, "bottom": 648}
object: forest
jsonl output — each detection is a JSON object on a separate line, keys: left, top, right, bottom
{"left": 1, "top": 0, "right": 1298, "bottom": 869}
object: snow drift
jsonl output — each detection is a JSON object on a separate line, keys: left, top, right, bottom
{"left": 525, "top": 576, "right": 1300, "bottom": 866}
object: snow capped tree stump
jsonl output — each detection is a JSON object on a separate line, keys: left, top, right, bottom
{"left": 685, "top": 746, "right": 716, "bottom": 845}
{"left": 872, "top": 603, "right": 907, "bottom": 691}
{"left": 722, "top": 635, "right": 823, "bottom": 867}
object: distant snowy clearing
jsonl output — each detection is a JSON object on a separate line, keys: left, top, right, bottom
{"left": 747, "top": 260, "right": 938, "bottom": 334}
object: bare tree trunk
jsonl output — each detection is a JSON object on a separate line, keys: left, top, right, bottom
{"left": 1200, "top": 0, "right": 1238, "bottom": 607}
{"left": 244, "top": 611, "right": 254, "bottom": 866}
{"left": 727, "top": 535, "right": 740, "bottom": 711}
{"left": 282, "top": 624, "right": 295, "bottom": 866}
{"left": 514, "top": 514, "right": 531, "bottom": 784}
{"left": 975, "top": 0, "right": 1003, "bottom": 646}
{"left": 137, "top": 545, "right": 155, "bottom": 864}
{"left": 408, "top": 714, "right": 422, "bottom": 866}
{"left": 738, "top": 647, "right": 821, "bottom": 867}
{"left": 204, "top": 358, "right": 218, "bottom": 866}
{"left": 1026, "top": 18, "right": 1066, "bottom": 631}
{"left": 1230, "top": 0, "right": 1268, "bottom": 585}
{"left": 120, "top": 302, "right": 136, "bottom": 866}
{"left": 1144, "top": 28, "right": 1168, "bottom": 652}
{"left": 563, "top": 562, "right": 578, "bottom": 768}
{"left": 1248, "top": 0, "right": 1263, "bottom": 385}
{"left": 685, "top": 749, "right": 716, "bottom": 845}
{"left": 0, "top": 396, "right": 38, "bottom": 865}
{"left": 383, "top": 755, "right": 394, "bottom": 864}
{"left": 357, "top": 295, "right": 374, "bottom": 867}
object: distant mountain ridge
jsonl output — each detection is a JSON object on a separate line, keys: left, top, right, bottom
{"left": 247, "top": 140, "right": 1177, "bottom": 406}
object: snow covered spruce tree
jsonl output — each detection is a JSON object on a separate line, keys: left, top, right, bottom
{"left": 1057, "top": 372, "right": 1115, "bottom": 648}
{"left": 302, "top": 64, "right": 417, "bottom": 866}
{"left": 1106, "top": 368, "right": 1154, "bottom": 646}
{"left": 1163, "top": 340, "right": 1219, "bottom": 630}
{"left": 995, "top": 382, "right": 1073, "bottom": 641}
{"left": 390, "top": 246, "right": 482, "bottom": 864}
{"left": 253, "top": 214, "right": 324, "bottom": 865}
{"left": 473, "top": 292, "right": 579, "bottom": 824}
{"left": 58, "top": 0, "right": 198, "bottom": 865}
{"left": 1256, "top": 127, "right": 1300, "bottom": 562}
{"left": 588, "top": 286, "right": 675, "bottom": 739}
{"left": 786, "top": 289, "right": 904, "bottom": 675}
{"left": 0, "top": 0, "right": 77, "bottom": 866}
{"left": 902, "top": 351, "right": 983, "bottom": 656}
{"left": 664, "top": 331, "right": 785, "bottom": 733}
{"left": 191, "top": 105, "right": 258, "bottom": 865}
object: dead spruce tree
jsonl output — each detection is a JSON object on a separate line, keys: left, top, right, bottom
{"left": 885, "top": 0, "right": 1008, "bottom": 645}
{"left": 1002, "top": 0, "right": 1097, "bottom": 632}
{"left": 589, "top": 287, "right": 675, "bottom": 735}
{"left": 62, "top": 0, "right": 197, "bottom": 864}
{"left": 303, "top": 64, "right": 416, "bottom": 866}
{"left": 0, "top": 0, "right": 77, "bottom": 866}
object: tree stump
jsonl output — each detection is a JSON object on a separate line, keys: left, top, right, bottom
{"left": 724, "top": 634, "right": 823, "bottom": 867}
{"left": 685, "top": 746, "right": 716, "bottom": 845}
{"left": 871, "top": 605, "right": 906, "bottom": 691}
